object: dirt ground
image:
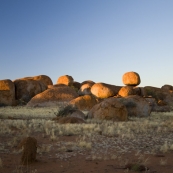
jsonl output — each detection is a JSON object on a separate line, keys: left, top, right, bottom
{"left": 0, "top": 106, "right": 173, "bottom": 173}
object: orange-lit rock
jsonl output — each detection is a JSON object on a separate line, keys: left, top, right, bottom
{"left": 70, "top": 94, "right": 98, "bottom": 111}
{"left": 91, "top": 83, "right": 121, "bottom": 99}
{"left": 122, "top": 71, "right": 141, "bottom": 86}
{"left": 27, "top": 86, "right": 78, "bottom": 107}
{"left": 118, "top": 86, "right": 134, "bottom": 97}
{"left": 21, "top": 75, "right": 53, "bottom": 87}
{"left": 0, "top": 79, "right": 15, "bottom": 106}
{"left": 57, "top": 75, "right": 74, "bottom": 86}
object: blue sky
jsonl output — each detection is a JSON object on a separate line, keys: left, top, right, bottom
{"left": 1, "top": 0, "right": 173, "bottom": 87}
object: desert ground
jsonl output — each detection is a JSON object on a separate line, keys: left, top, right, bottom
{"left": 0, "top": 106, "right": 173, "bottom": 173}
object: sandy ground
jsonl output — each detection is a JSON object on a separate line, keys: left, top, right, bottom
{"left": 0, "top": 106, "right": 173, "bottom": 173}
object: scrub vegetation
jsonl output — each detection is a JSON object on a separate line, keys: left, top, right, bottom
{"left": 0, "top": 106, "right": 173, "bottom": 172}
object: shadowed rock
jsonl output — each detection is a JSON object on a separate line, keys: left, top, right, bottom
{"left": 116, "top": 95, "right": 151, "bottom": 117}
{"left": 78, "top": 83, "right": 93, "bottom": 96}
{"left": 0, "top": 79, "right": 15, "bottom": 106}
{"left": 14, "top": 79, "right": 47, "bottom": 104}
{"left": 88, "top": 97, "right": 128, "bottom": 121}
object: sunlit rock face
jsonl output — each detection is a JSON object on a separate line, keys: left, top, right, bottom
{"left": 57, "top": 75, "right": 74, "bottom": 86}
{"left": 87, "top": 97, "right": 128, "bottom": 121}
{"left": 69, "top": 94, "right": 98, "bottom": 111}
{"left": 27, "top": 86, "right": 78, "bottom": 107}
{"left": 20, "top": 75, "right": 53, "bottom": 87}
{"left": 122, "top": 71, "right": 141, "bottom": 86}
{"left": 14, "top": 79, "right": 47, "bottom": 104}
{"left": 0, "top": 79, "right": 15, "bottom": 106}
{"left": 91, "top": 82, "right": 121, "bottom": 99}
{"left": 118, "top": 86, "right": 135, "bottom": 97}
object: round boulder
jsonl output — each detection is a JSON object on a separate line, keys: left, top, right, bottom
{"left": 57, "top": 75, "right": 74, "bottom": 86}
{"left": 70, "top": 95, "right": 98, "bottom": 111}
{"left": 118, "top": 86, "right": 134, "bottom": 97}
{"left": 91, "top": 83, "right": 121, "bottom": 99}
{"left": 122, "top": 71, "right": 141, "bottom": 86}
{"left": 87, "top": 97, "right": 128, "bottom": 121}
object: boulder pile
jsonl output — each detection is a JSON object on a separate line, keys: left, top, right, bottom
{"left": 0, "top": 72, "right": 173, "bottom": 121}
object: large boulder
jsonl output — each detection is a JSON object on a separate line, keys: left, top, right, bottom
{"left": 118, "top": 86, "right": 134, "bottom": 97}
{"left": 69, "top": 95, "right": 98, "bottom": 111}
{"left": 78, "top": 83, "right": 93, "bottom": 96}
{"left": 116, "top": 95, "right": 151, "bottom": 117}
{"left": 22, "top": 75, "right": 53, "bottom": 87}
{"left": 91, "top": 83, "right": 121, "bottom": 99}
{"left": 0, "top": 79, "right": 15, "bottom": 106}
{"left": 145, "top": 97, "right": 171, "bottom": 112}
{"left": 161, "top": 84, "right": 173, "bottom": 92}
{"left": 27, "top": 86, "right": 78, "bottom": 107}
{"left": 122, "top": 71, "right": 141, "bottom": 86}
{"left": 57, "top": 75, "right": 74, "bottom": 86}
{"left": 141, "top": 86, "right": 168, "bottom": 101}
{"left": 87, "top": 97, "right": 128, "bottom": 121}
{"left": 14, "top": 79, "right": 47, "bottom": 104}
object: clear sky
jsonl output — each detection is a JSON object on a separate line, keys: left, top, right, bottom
{"left": 1, "top": 0, "right": 173, "bottom": 87}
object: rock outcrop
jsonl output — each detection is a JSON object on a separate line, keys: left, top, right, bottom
{"left": 14, "top": 79, "right": 47, "bottom": 104}
{"left": 0, "top": 79, "right": 15, "bottom": 106}
{"left": 116, "top": 95, "right": 151, "bottom": 117}
{"left": 22, "top": 75, "right": 53, "bottom": 87}
{"left": 88, "top": 97, "right": 128, "bottom": 121}
{"left": 27, "top": 86, "right": 78, "bottom": 107}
